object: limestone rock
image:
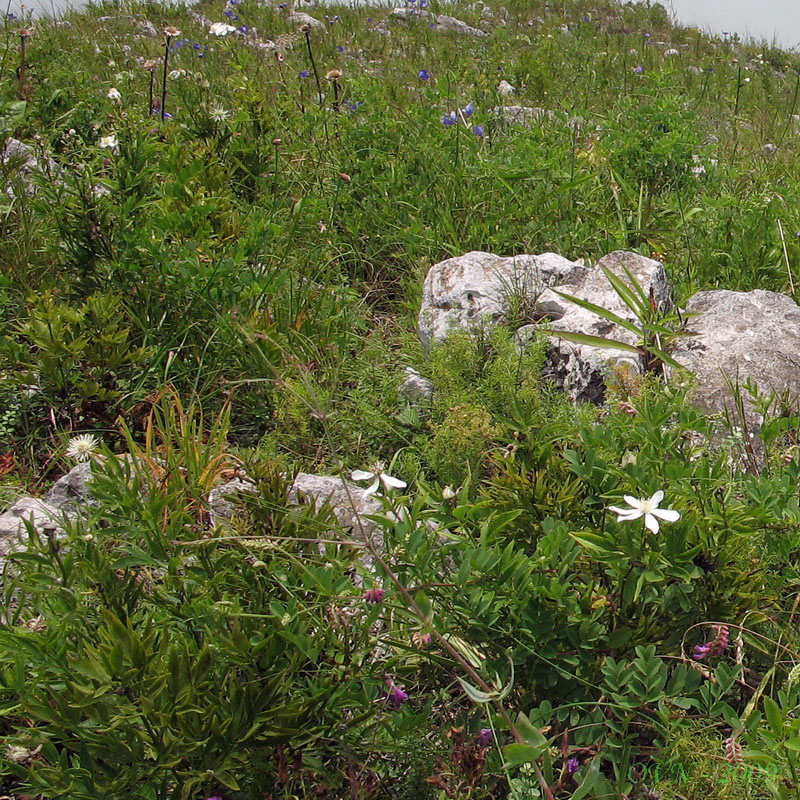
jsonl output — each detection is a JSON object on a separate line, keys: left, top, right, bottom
{"left": 671, "top": 289, "right": 800, "bottom": 431}
{"left": 289, "top": 473, "right": 384, "bottom": 551}
{"left": 496, "top": 105, "right": 554, "bottom": 126}
{"left": 388, "top": 8, "right": 488, "bottom": 37}
{"left": 399, "top": 367, "right": 434, "bottom": 403}
{"left": 208, "top": 478, "right": 257, "bottom": 526}
{"left": 418, "top": 250, "right": 587, "bottom": 347}
{"left": 45, "top": 462, "right": 96, "bottom": 512}
{"left": 2, "top": 138, "right": 59, "bottom": 198}
{"left": 519, "top": 251, "right": 672, "bottom": 402}
{"left": 0, "top": 498, "right": 69, "bottom": 562}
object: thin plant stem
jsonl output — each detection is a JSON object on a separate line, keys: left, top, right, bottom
{"left": 161, "top": 36, "right": 171, "bottom": 121}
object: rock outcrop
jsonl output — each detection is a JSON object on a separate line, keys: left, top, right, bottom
{"left": 418, "top": 250, "right": 587, "bottom": 347}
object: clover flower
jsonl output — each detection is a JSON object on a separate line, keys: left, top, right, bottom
{"left": 363, "top": 587, "right": 385, "bottom": 604}
{"left": 351, "top": 464, "right": 406, "bottom": 496}
{"left": 567, "top": 757, "right": 580, "bottom": 775}
{"left": 65, "top": 434, "right": 100, "bottom": 462}
{"left": 608, "top": 490, "right": 679, "bottom": 534}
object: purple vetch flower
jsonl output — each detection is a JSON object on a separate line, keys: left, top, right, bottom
{"left": 363, "top": 587, "right": 385, "bottom": 603}
{"left": 418, "top": 68, "right": 430, "bottom": 80}
{"left": 472, "top": 124, "right": 485, "bottom": 138}
{"left": 693, "top": 623, "right": 729, "bottom": 661}
{"left": 477, "top": 728, "right": 492, "bottom": 747}
{"left": 345, "top": 100, "right": 364, "bottom": 111}
{"left": 633, "top": 65, "right": 644, "bottom": 74}
{"left": 386, "top": 681, "right": 408, "bottom": 709}
{"left": 567, "top": 757, "right": 580, "bottom": 775}
{"left": 441, "top": 111, "right": 457, "bottom": 126}
{"left": 337, "top": 45, "right": 345, "bottom": 52}
{"left": 239, "top": 25, "right": 248, "bottom": 33}
{"left": 462, "top": 102, "right": 474, "bottom": 117}
{"left": 299, "top": 70, "right": 309, "bottom": 79}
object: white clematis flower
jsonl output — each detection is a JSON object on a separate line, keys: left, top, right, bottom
{"left": 608, "top": 490, "right": 679, "bottom": 534}
{"left": 209, "top": 21, "right": 237, "bottom": 35}
{"left": 351, "top": 463, "right": 407, "bottom": 497}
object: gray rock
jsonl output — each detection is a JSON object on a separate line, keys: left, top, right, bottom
{"left": 135, "top": 19, "right": 159, "bottom": 37}
{"left": 2, "top": 138, "right": 59, "bottom": 198}
{"left": 496, "top": 105, "right": 555, "bottom": 127}
{"left": 418, "top": 250, "right": 587, "bottom": 347}
{"left": 288, "top": 11, "right": 326, "bottom": 30}
{"left": 208, "top": 478, "right": 257, "bottom": 526}
{"left": 399, "top": 367, "right": 434, "bottom": 403}
{"left": 388, "top": 7, "right": 488, "bottom": 37}
{"left": 519, "top": 251, "right": 672, "bottom": 402}
{"left": 0, "top": 498, "right": 69, "bottom": 562}
{"left": 671, "top": 290, "right": 800, "bottom": 433}
{"left": 289, "top": 473, "right": 384, "bottom": 551}
{"left": 45, "top": 462, "right": 96, "bottom": 512}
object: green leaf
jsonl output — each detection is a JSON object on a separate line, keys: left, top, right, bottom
{"left": 414, "top": 590, "right": 434, "bottom": 624}
{"left": 784, "top": 737, "right": 800, "bottom": 751}
{"left": 543, "top": 328, "right": 641, "bottom": 354}
{"left": 764, "top": 696, "right": 784, "bottom": 736}
{"left": 550, "top": 290, "right": 643, "bottom": 337}
{"left": 503, "top": 742, "right": 548, "bottom": 766}
{"left": 515, "top": 713, "right": 547, "bottom": 748}
{"left": 569, "top": 531, "right": 620, "bottom": 556}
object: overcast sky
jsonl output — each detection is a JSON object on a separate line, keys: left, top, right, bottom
{"left": 666, "top": 0, "right": 800, "bottom": 49}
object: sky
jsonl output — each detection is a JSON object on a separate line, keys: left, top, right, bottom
{"left": 665, "top": 0, "right": 800, "bottom": 50}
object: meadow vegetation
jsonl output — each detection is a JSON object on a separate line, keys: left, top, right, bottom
{"left": 3, "top": 0, "right": 800, "bottom": 796}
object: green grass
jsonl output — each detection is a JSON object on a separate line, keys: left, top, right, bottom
{"left": 4, "top": 0, "right": 800, "bottom": 797}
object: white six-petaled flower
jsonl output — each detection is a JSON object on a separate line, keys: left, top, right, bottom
{"left": 351, "top": 464, "right": 406, "bottom": 497}
{"left": 65, "top": 434, "right": 100, "bottom": 462}
{"left": 608, "top": 490, "right": 679, "bottom": 534}
{"left": 209, "top": 21, "right": 237, "bottom": 35}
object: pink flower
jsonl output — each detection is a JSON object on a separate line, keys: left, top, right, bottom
{"left": 363, "top": 588, "right": 385, "bottom": 604}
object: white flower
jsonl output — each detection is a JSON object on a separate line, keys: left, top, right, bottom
{"left": 209, "top": 21, "right": 237, "bottom": 36}
{"left": 497, "top": 79, "right": 515, "bottom": 96}
{"left": 442, "top": 485, "right": 456, "bottom": 500}
{"left": 210, "top": 105, "right": 231, "bottom": 122}
{"left": 608, "top": 490, "right": 680, "bottom": 534}
{"left": 106, "top": 87, "right": 121, "bottom": 103}
{"left": 168, "top": 69, "right": 186, "bottom": 79}
{"left": 65, "top": 434, "right": 100, "bottom": 462}
{"left": 664, "top": 48, "right": 679, "bottom": 56}
{"left": 351, "top": 463, "right": 407, "bottom": 497}
{"left": 98, "top": 134, "right": 118, "bottom": 149}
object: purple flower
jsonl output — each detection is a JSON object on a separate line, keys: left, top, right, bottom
{"left": 363, "top": 588, "right": 385, "bottom": 603}
{"left": 299, "top": 70, "right": 309, "bottom": 79}
{"left": 693, "top": 623, "right": 729, "bottom": 661}
{"left": 418, "top": 68, "right": 430, "bottom": 81}
{"left": 707, "top": 66, "right": 715, "bottom": 73}
{"left": 205, "top": 797, "right": 224, "bottom": 800}
{"left": 581, "top": 15, "right": 589, "bottom": 22}
{"left": 7, "top": 11, "right": 17, "bottom": 18}
{"left": 567, "top": 757, "right": 580, "bottom": 775}
{"left": 367, "top": 17, "right": 373, "bottom": 22}
{"left": 279, "top": 2, "right": 286, "bottom": 6}
{"left": 441, "top": 111, "right": 457, "bottom": 127}
{"left": 337, "top": 45, "right": 345, "bottom": 52}
{"left": 472, "top": 124, "right": 485, "bottom": 138}
{"left": 420, "top": 0, "right": 428, "bottom": 7}
{"left": 346, "top": 100, "right": 364, "bottom": 112}
{"left": 796, "top": 231, "right": 800, "bottom": 239}
{"left": 386, "top": 681, "right": 408, "bottom": 709}
{"left": 477, "top": 728, "right": 492, "bottom": 746}
{"left": 462, "top": 102, "right": 474, "bottom": 117}
{"left": 239, "top": 25, "right": 248, "bottom": 33}
{"left": 428, "top": 22, "right": 436, "bottom": 28}
{"left": 633, "top": 65, "right": 644, "bottom": 74}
